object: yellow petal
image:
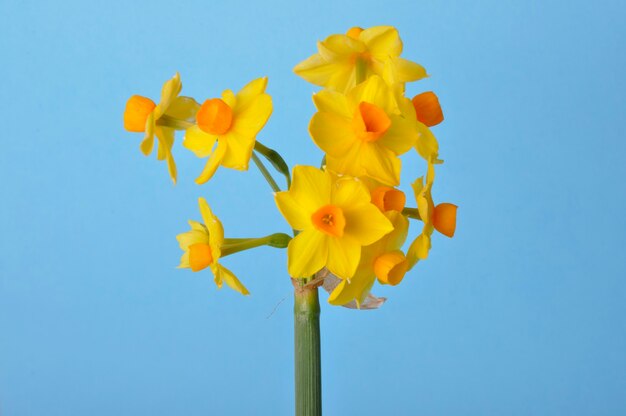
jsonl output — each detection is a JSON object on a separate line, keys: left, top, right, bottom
{"left": 289, "top": 166, "right": 332, "bottom": 212}
{"left": 393, "top": 57, "right": 428, "bottom": 82}
{"left": 293, "top": 53, "right": 338, "bottom": 87}
{"left": 331, "top": 177, "right": 371, "bottom": 208}
{"left": 415, "top": 122, "right": 440, "bottom": 162}
{"left": 380, "top": 115, "right": 417, "bottom": 155}
{"left": 176, "top": 229, "right": 209, "bottom": 251}
{"left": 155, "top": 126, "right": 177, "bottom": 183}
{"left": 328, "top": 267, "right": 376, "bottom": 307}
{"left": 166, "top": 96, "right": 200, "bottom": 121}
{"left": 178, "top": 251, "right": 190, "bottom": 268}
{"left": 275, "top": 192, "right": 311, "bottom": 231}
{"left": 287, "top": 230, "right": 328, "bottom": 278}
{"left": 221, "top": 89, "right": 237, "bottom": 108}
{"left": 235, "top": 77, "right": 268, "bottom": 110}
{"left": 154, "top": 72, "right": 182, "bottom": 119}
{"left": 165, "top": 151, "right": 177, "bottom": 184}
{"left": 407, "top": 232, "right": 431, "bottom": 267}
{"left": 382, "top": 211, "right": 410, "bottom": 251}
{"left": 213, "top": 264, "right": 249, "bottom": 295}
{"left": 183, "top": 125, "right": 218, "bottom": 158}
{"left": 328, "top": 279, "right": 352, "bottom": 305}
{"left": 343, "top": 203, "right": 393, "bottom": 245}
{"left": 318, "top": 35, "right": 364, "bottom": 59}
{"left": 361, "top": 26, "right": 402, "bottom": 58}
{"left": 312, "top": 89, "right": 352, "bottom": 118}
{"left": 348, "top": 76, "right": 395, "bottom": 113}
{"left": 326, "top": 236, "right": 361, "bottom": 278}
{"left": 220, "top": 131, "right": 254, "bottom": 170}
{"left": 188, "top": 220, "right": 206, "bottom": 233}
{"left": 325, "top": 146, "right": 365, "bottom": 179}
{"left": 360, "top": 143, "right": 402, "bottom": 186}
{"left": 195, "top": 140, "right": 227, "bottom": 184}
{"left": 309, "top": 111, "right": 355, "bottom": 157}
{"left": 231, "top": 93, "right": 272, "bottom": 137}
{"left": 198, "top": 197, "right": 224, "bottom": 256}
{"left": 140, "top": 112, "right": 156, "bottom": 156}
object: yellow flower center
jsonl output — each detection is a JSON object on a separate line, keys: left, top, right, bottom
{"left": 433, "top": 203, "right": 458, "bottom": 237}
{"left": 123, "top": 95, "right": 156, "bottom": 132}
{"left": 311, "top": 204, "right": 346, "bottom": 237}
{"left": 189, "top": 243, "right": 214, "bottom": 272}
{"left": 371, "top": 186, "right": 406, "bottom": 212}
{"left": 412, "top": 91, "right": 444, "bottom": 127}
{"left": 352, "top": 102, "right": 391, "bottom": 142}
{"left": 346, "top": 27, "right": 363, "bottom": 39}
{"left": 197, "top": 98, "right": 233, "bottom": 135}
{"left": 374, "top": 251, "right": 409, "bottom": 286}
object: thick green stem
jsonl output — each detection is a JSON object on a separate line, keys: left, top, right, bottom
{"left": 294, "top": 280, "right": 322, "bottom": 416}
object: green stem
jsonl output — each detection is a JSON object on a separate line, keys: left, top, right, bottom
{"left": 402, "top": 207, "right": 422, "bottom": 221}
{"left": 252, "top": 152, "right": 282, "bottom": 193}
{"left": 254, "top": 141, "right": 292, "bottom": 188}
{"left": 156, "top": 114, "right": 194, "bottom": 130}
{"left": 221, "top": 233, "right": 291, "bottom": 257}
{"left": 294, "top": 279, "right": 322, "bottom": 416}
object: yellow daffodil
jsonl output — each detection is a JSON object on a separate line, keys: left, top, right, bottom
{"left": 392, "top": 87, "right": 441, "bottom": 163}
{"left": 274, "top": 166, "right": 393, "bottom": 278}
{"left": 176, "top": 198, "right": 249, "bottom": 295}
{"left": 407, "top": 163, "right": 457, "bottom": 268}
{"left": 123, "top": 72, "right": 199, "bottom": 183}
{"left": 309, "top": 75, "right": 417, "bottom": 186}
{"left": 328, "top": 194, "right": 410, "bottom": 306}
{"left": 183, "top": 77, "right": 273, "bottom": 184}
{"left": 294, "top": 25, "right": 427, "bottom": 93}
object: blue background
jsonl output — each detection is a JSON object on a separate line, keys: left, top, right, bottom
{"left": 1, "top": 0, "right": 625, "bottom": 414}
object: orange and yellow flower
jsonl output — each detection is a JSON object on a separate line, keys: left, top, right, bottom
{"left": 183, "top": 77, "right": 273, "bottom": 184}
{"left": 176, "top": 198, "right": 249, "bottom": 295}
{"left": 274, "top": 166, "right": 393, "bottom": 278}
{"left": 123, "top": 73, "right": 199, "bottom": 183}
{"left": 294, "top": 25, "right": 427, "bottom": 93}
{"left": 407, "top": 163, "right": 457, "bottom": 268}
{"left": 309, "top": 75, "right": 417, "bottom": 186}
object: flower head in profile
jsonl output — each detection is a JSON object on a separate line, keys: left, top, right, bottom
{"left": 407, "top": 163, "right": 458, "bottom": 268}
{"left": 183, "top": 77, "right": 273, "bottom": 184}
{"left": 391, "top": 88, "right": 442, "bottom": 163}
{"left": 176, "top": 198, "right": 249, "bottom": 295}
{"left": 294, "top": 25, "right": 427, "bottom": 93}
{"left": 310, "top": 75, "right": 417, "bottom": 186}
{"left": 123, "top": 73, "right": 199, "bottom": 183}
{"left": 274, "top": 166, "right": 393, "bottom": 279}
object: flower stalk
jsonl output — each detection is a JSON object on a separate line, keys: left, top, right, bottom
{"left": 293, "top": 278, "right": 322, "bottom": 416}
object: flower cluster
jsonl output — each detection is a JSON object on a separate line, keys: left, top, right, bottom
{"left": 282, "top": 25, "right": 458, "bottom": 307}
{"left": 122, "top": 25, "right": 456, "bottom": 307}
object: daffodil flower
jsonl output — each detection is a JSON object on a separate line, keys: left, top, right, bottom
{"left": 183, "top": 77, "right": 273, "bottom": 184}
{"left": 275, "top": 166, "right": 393, "bottom": 279}
{"left": 328, "top": 206, "right": 410, "bottom": 307}
{"left": 309, "top": 75, "right": 417, "bottom": 186}
{"left": 294, "top": 25, "right": 427, "bottom": 93}
{"left": 176, "top": 198, "right": 250, "bottom": 295}
{"left": 406, "top": 163, "right": 458, "bottom": 268}
{"left": 123, "top": 72, "right": 199, "bottom": 183}
{"left": 391, "top": 87, "right": 442, "bottom": 163}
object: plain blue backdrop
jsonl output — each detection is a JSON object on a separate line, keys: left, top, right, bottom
{"left": 1, "top": 0, "right": 625, "bottom": 414}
